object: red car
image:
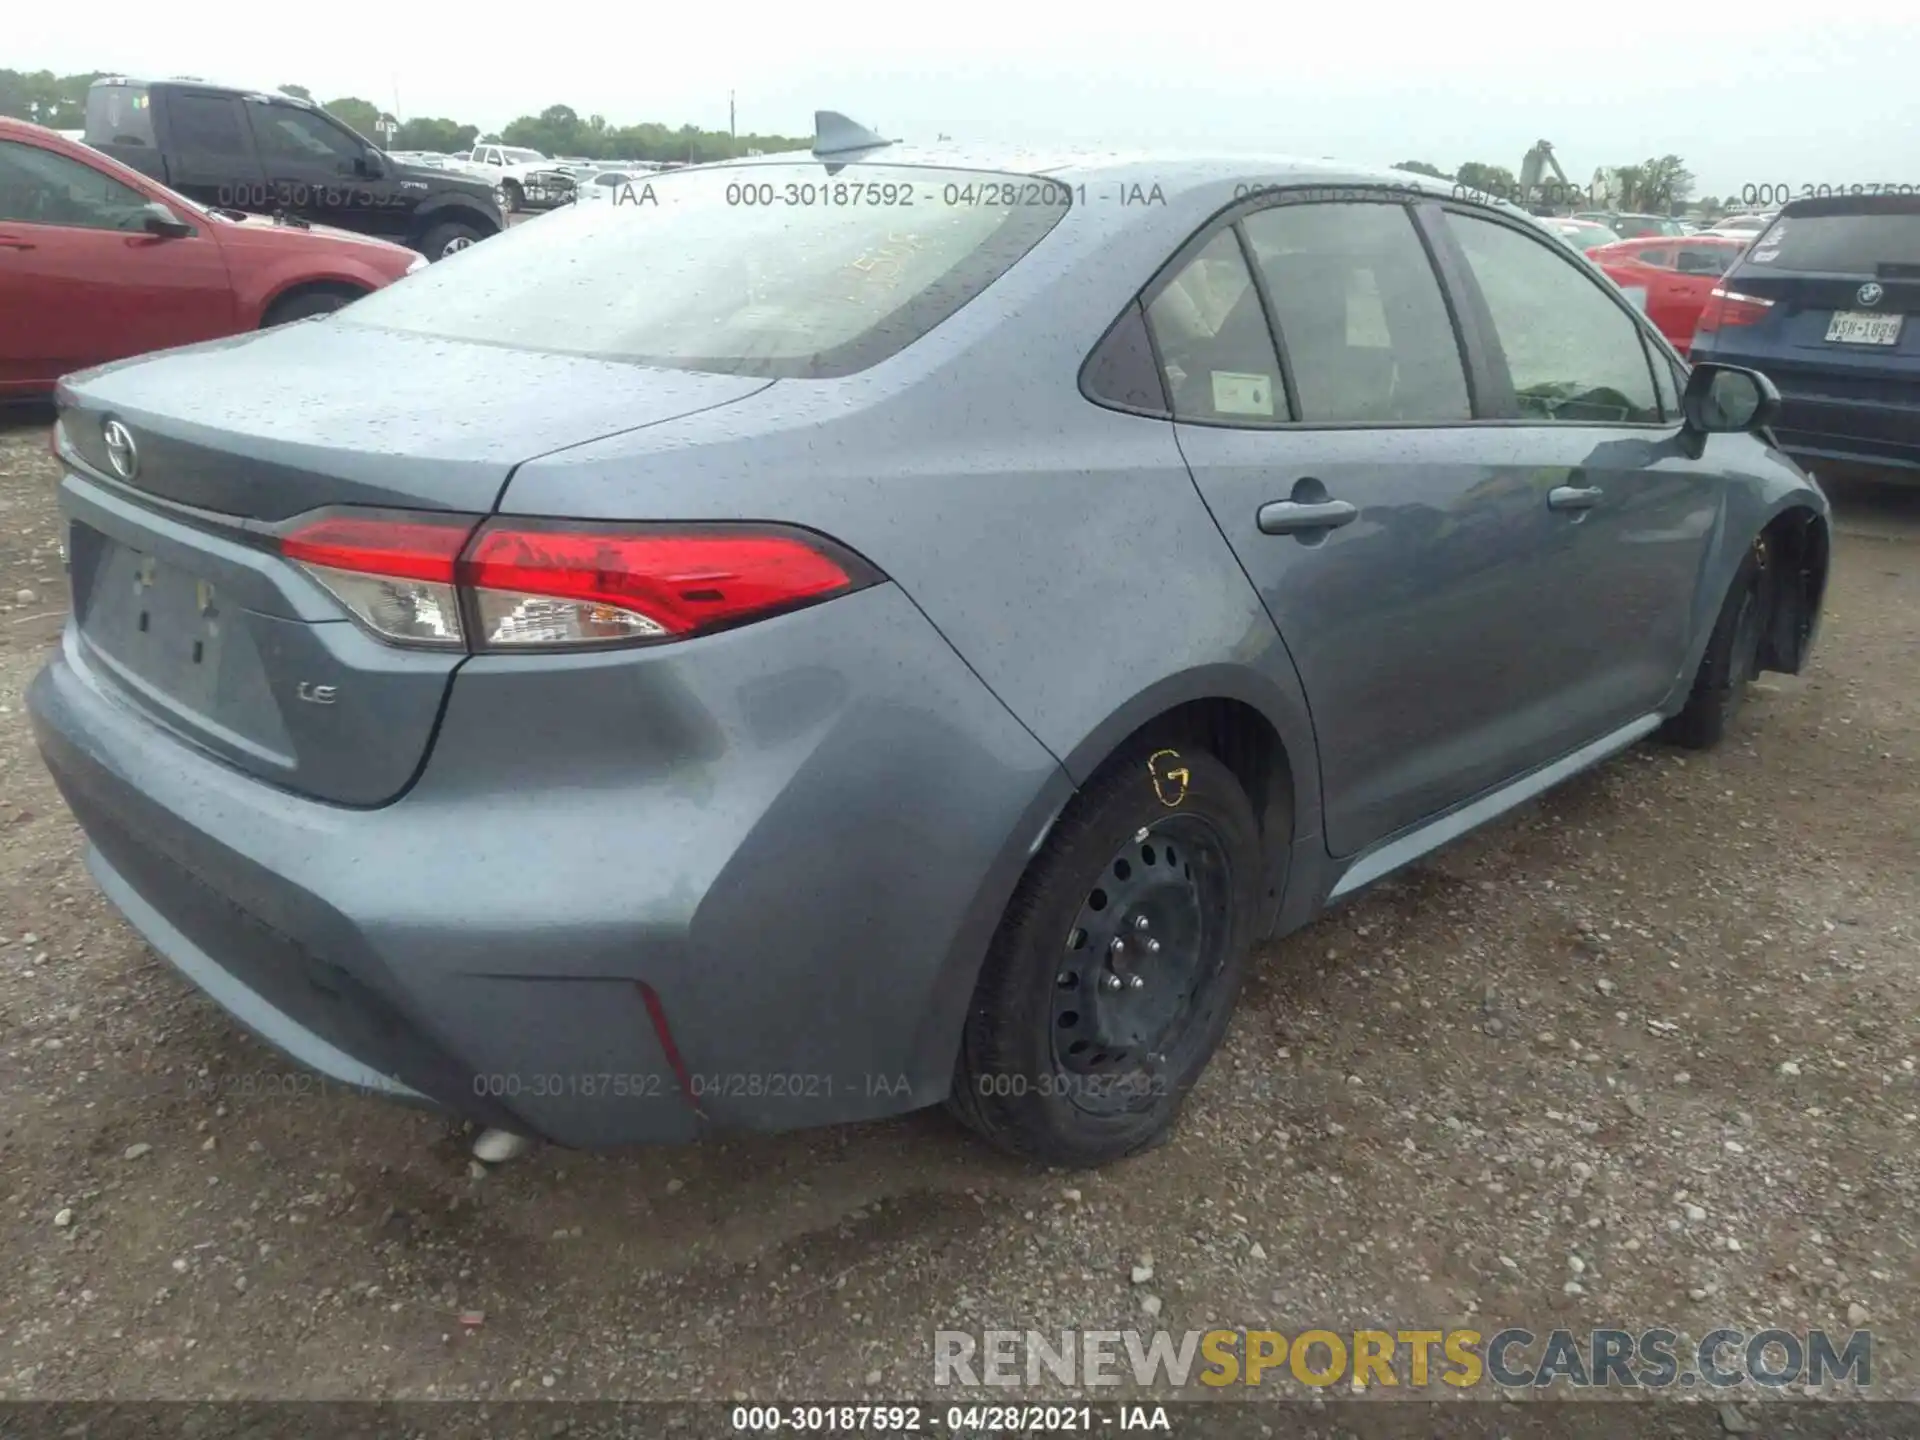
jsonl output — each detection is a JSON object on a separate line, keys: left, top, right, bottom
{"left": 1590, "top": 235, "right": 1748, "bottom": 357}
{"left": 0, "top": 118, "right": 422, "bottom": 399}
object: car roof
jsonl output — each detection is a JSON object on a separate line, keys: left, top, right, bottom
{"left": 673, "top": 144, "right": 1521, "bottom": 215}
{"left": 0, "top": 116, "right": 61, "bottom": 140}
{"left": 1778, "top": 192, "right": 1920, "bottom": 218}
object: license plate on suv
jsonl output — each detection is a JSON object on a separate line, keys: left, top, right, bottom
{"left": 1824, "top": 311, "right": 1904, "bottom": 345}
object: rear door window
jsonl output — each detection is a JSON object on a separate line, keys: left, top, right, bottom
{"left": 1446, "top": 209, "right": 1663, "bottom": 424}
{"left": 1632, "top": 245, "right": 1676, "bottom": 269}
{"left": 168, "top": 94, "right": 253, "bottom": 160}
{"left": 1144, "top": 230, "right": 1284, "bottom": 422}
{"left": 1242, "top": 201, "right": 1471, "bottom": 423}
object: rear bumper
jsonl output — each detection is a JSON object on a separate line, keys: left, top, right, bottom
{"left": 29, "top": 583, "right": 1069, "bottom": 1147}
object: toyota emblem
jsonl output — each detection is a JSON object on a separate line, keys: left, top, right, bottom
{"left": 102, "top": 419, "right": 138, "bottom": 480}
{"left": 1856, "top": 282, "right": 1885, "bottom": 308}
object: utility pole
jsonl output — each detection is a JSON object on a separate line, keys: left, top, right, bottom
{"left": 729, "top": 90, "right": 736, "bottom": 139}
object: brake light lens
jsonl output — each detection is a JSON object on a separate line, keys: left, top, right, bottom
{"left": 462, "top": 522, "right": 862, "bottom": 647}
{"left": 1696, "top": 286, "right": 1774, "bottom": 334}
{"left": 278, "top": 512, "right": 875, "bottom": 651}
{"left": 282, "top": 512, "right": 475, "bottom": 646}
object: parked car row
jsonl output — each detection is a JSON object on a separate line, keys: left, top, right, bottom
{"left": 450, "top": 144, "right": 578, "bottom": 213}
{"left": 1691, "top": 195, "right": 1920, "bottom": 474}
{"left": 1572, "top": 209, "right": 1690, "bottom": 239}
{"left": 80, "top": 78, "right": 503, "bottom": 260}
{"left": 1591, "top": 235, "right": 1749, "bottom": 355}
{"left": 0, "top": 117, "right": 422, "bottom": 399}
{"left": 1541, "top": 215, "right": 1623, "bottom": 252}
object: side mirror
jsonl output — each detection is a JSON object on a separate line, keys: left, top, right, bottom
{"left": 1682, "top": 363, "right": 1779, "bottom": 437}
{"left": 355, "top": 153, "right": 384, "bottom": 180}
{"left": 139, "top": 201, "right": 193, "bottom": 239}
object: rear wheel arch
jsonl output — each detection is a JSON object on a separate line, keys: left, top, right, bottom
{"left": 1062, "top": 689, "right": 1305, "bottom": 941}
{"left": 1091, "top": 697, "right": 1293, "bottom": 853}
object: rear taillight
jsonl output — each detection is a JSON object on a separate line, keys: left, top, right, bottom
{"left": 282, "top": 511, "right": 474, "bottom": 647}
{"left": 462, "top": 522, "right": 864, "bottom": 647}
{"left": 1696, "top": 287, "right": 1774, "bottom": 333}
{"left": 278, "top": 512, "right": 876, "bottom": 651}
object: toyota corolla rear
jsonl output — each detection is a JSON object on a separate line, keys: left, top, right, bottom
{"left": 1690, "top": 194, "right": 1920, "bottom": 474}
{"left": 27, "top": 161, "right": 1075, "bottom": 1147}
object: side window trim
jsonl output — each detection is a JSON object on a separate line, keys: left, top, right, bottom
{"left": 1079, "top": 298, "right": 1175, "bottom": 419}
{"left": 1407, "top": 201, "right": 1504, "bottom": 419}
{"left": 1228, "top": 220, "right": 1301, "bottom": 421}
{"left": 1436, "top": 202, "right": 1675, "bottom": 430}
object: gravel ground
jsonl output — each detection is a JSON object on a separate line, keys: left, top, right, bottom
{"left": 1, "top": 410, "right": 1917, "bottom": 1412}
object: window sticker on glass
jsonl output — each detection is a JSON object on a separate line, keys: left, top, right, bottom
{"left": 1212, "top": 371, "right": 1275, "bottom": 416}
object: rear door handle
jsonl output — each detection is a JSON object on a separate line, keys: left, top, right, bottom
{"left": 1257, "top": 499, "right": 1359, "bottom": 536}
{"left": 0, "top": 234, "right": 36, "bottom": 251}
{"left": 1548, "top": 485, "right": 1604, "bottom": 511}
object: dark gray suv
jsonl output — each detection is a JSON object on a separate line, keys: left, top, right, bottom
{"left": 29, "top": 141, "right": 1830, "bottom": 1167}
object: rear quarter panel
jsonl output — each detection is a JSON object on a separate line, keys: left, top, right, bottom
{"left": 503, "top": 175, "right": 1320, "bottom": 791}
{"left": 498, "top": 172, "right": 1328, "bottom": 925}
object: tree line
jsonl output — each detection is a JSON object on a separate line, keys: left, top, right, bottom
{"left": 4, "top": 69, "right": 1725, "bottom": 203}
{"left": 0, "top": 69, "right": 807, "bottom": 165}
{"left": 1393, "top": 155, "right": 1721, "bottom": 214}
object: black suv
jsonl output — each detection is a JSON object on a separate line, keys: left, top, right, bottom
{"left": 84, "top": 78, "right": 503, "bottom": 260}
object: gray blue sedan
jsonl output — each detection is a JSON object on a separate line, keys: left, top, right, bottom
{"left": 29, "top": 122, "right": 1830, "bottom": 1167}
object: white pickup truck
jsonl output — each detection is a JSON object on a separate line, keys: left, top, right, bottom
{"left": 460, "top": 144, "right": 576, "bottom": 212}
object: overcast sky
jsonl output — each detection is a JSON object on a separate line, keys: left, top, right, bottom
{"left": 18, "top": 0, "right": 1920, "bottom": 197}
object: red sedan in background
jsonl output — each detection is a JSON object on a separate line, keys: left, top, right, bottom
{"left": 1589, "top": 234, "right": 1749, "bottom": 356}
{"left": 0, "top": 118, "right": 422, "bottom": 399}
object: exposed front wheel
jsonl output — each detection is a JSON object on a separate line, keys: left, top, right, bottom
{"left": 948, "top": 743, "right": 1262, "bottom": 1167}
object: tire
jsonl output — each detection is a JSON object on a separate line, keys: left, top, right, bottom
{"left": 948, "top": 742, "right": 1263, "bottom": 1167}
{"left": 418, "top": 222, "right": 484, "bottom": 261}
{"left": 1662, "top": 536, "right": 1773, "bottom": 750}
{"left": 261, "top": 288, "right": 358, "bottom": 328}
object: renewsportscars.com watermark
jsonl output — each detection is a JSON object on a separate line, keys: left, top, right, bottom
{"left": 935, "top": 1327, "right": 1872, "bottom": 1391}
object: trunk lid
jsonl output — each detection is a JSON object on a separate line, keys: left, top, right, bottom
{"left": 56, "top": 324, "right": 771, "bottom": 805}
{"left": 59, "top": 322, "right": 772, "bottom": 519}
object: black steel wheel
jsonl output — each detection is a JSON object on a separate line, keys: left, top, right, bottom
{"left": 1050, "top": 815, "right": 1235, "bottom": 1116}
{"left": 949, "top": 740, "right": 1267, "bottom": 1166}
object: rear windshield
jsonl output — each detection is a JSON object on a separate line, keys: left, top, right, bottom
{"left": 85, "top": 83, "right": 155, "bottom": 147}
{"left": 1744, "top": 205, "right": 1920, "bottom": 273}
{"left": 339, "top": 163, "right": 1069, "bottom": 377}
